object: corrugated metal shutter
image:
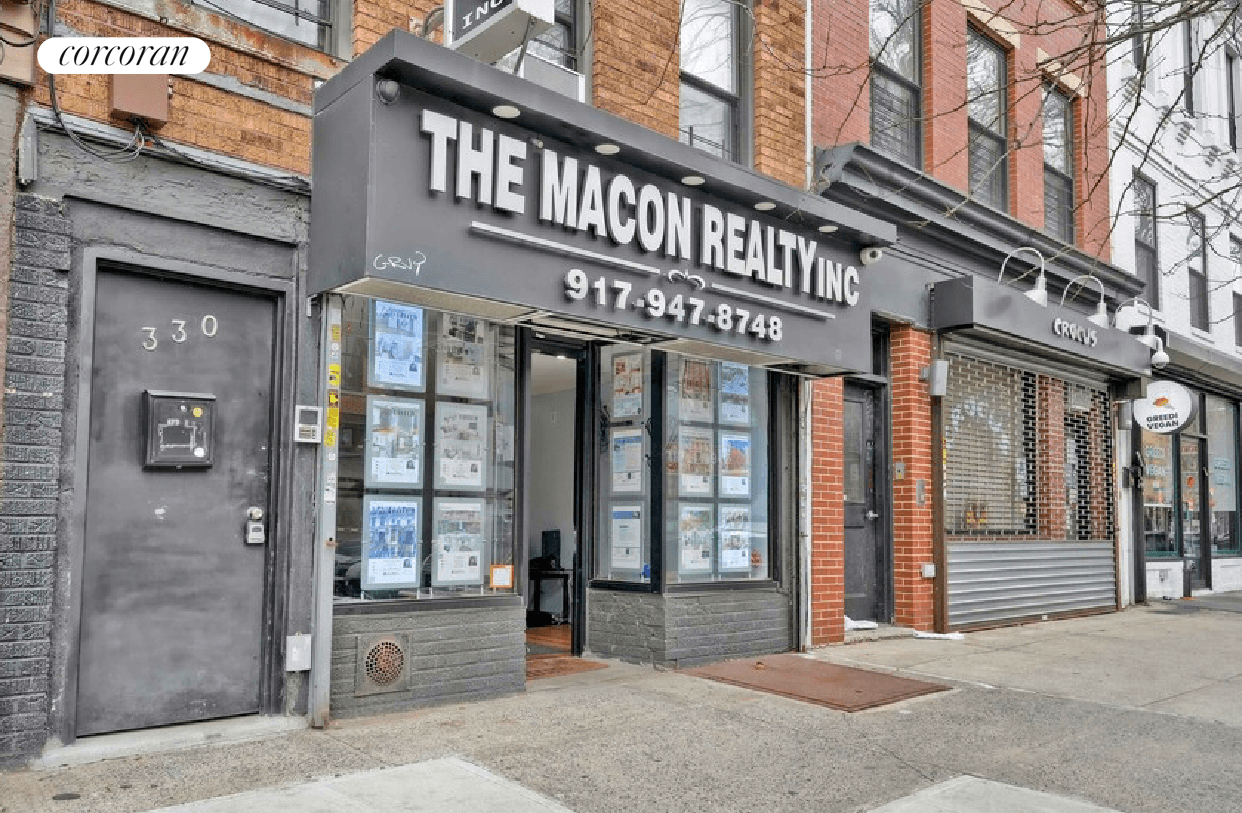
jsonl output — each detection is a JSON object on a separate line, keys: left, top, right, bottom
{"left": 947, "top": 542, "right": 1116, "bottom": 627}
{"left": 942, "top": 350, "right": 1116, "bottom": 628}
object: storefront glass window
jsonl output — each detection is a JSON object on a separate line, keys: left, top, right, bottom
{"left": 596, "top": 345, "right": 654, "bottom": 582}
{"left": 1206, "top": 396, "right": 1239, "bottom": 555}
{"left": 1180, "top": 436, "right": 1202, "bottom": 562}
{"left": 663, "top": 354, "right": 770, "bottom": 582}
{"left": 1141, "top": 431, "right": 1176, "bottom": 557}
{"left": 333, "top": 297, "right": 517, "bottom": 601}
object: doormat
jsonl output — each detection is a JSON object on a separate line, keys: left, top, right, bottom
{"left": 682, "top": 654, "right": 948, "bottom": 712}
{"left": 526, "top": 654, "right": 608, "bottom": 681}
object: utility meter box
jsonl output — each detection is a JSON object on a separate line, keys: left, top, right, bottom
{"left": 144, "top": 390, "right": 216, "bottom": 468}
{"left": 445, "top": 0, "right": 555, "bottom": 64}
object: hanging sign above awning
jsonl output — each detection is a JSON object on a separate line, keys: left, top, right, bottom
{"left": 1132, "top": 380, "right": 1197, "bottom": 434}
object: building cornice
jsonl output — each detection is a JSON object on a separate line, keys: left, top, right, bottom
{"left": 814, "top": 142, "right": 1146, "bottom": 304}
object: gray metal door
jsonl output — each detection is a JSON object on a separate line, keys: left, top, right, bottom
{"left": 76, "top": 270, "right": 277, "bottom": 736}
{"left": 843, "top": 384, "right": 883, "bottom": 621}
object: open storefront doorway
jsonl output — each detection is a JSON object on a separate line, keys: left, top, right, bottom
{"left": 526, "top": 341, "right": 590, "bottom": 667}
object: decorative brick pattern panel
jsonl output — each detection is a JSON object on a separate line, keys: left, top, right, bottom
{"left": 0, "top": 194, "right": 70, "bottom": 764}
{"left": 810, "top": 376, "right": 843, "bottom": 645}
{"left": 890, "top": 327, "right": 934, "bottom": 631}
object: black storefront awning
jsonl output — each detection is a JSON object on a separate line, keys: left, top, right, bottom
{"left": 931, "top": 275, "right": 1152, "bottom": 381}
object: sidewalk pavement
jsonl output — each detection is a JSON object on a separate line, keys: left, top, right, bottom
{"left": 2, "top": 600, "right": 1241, "bottom": 813}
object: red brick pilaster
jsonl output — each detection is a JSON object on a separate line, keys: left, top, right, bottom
{"left": 810, "top": 376, "right": 844, "bottom": 645}
{"left": 890, "top": 327, "right": 935, "bottom": 631}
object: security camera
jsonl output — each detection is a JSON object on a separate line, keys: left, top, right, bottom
{"left": 859, "top": 247, "right": 884, "bottom": 266}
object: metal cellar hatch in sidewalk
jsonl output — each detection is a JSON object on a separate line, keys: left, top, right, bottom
{"left": 682, "top": 654, "right": 949, "bottom": 711}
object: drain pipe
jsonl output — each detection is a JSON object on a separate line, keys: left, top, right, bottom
{"left": 798, "top": 0, "right": 815, "bottom": 654}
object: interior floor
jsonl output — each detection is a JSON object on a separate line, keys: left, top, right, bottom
{"left": 525, "top": 623, "right": 572, "bottom": 655}
{"left": 525, "top": 625, "right": 606, "bottom": 681}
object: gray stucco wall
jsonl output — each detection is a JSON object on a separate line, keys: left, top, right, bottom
{"left": 330, "top": 604, "right": 525, "bottom": 718}
{"left": 0, "top": 128, "right": 314, "bottom": 766}
{"left": 587, "top": 588, "right": 792, "bottom": 668}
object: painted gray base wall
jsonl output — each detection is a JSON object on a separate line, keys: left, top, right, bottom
{"left": 0, "top": 194, "right": 67, "bottom": 766}
{"left": 587, "top": 588, "right": 792, "bottom": 668}
{"left": 330, "top": 605, "right": 525, "bottom": 718}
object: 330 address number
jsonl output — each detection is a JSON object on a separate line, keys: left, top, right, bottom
{"left": 141, "top": 315, "right": 219, "bottom": 351}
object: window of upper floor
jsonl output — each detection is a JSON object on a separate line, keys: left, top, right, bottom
{"left": 1186, "top": 210, "right": 1209, "bottom": 331}
{"left": 1042, "top": 84, "right": 1075, "bottom": 244}
{"left": 966, "top": 27, "right": 1008, "bottom": 211}
{"left": 204, "top": 0, "right": 333, "bottom": 51}
{"left": 679, "top": 0, "right": 748, "bottom": 163}
{"left": 869, "top": 0, "right": 922, "bottom": 168}
{"left": 496, "top": 0, "right": 583, "bottom": 74}
{"left": 1133, "top": 175, "right": 1161, "bottom": 311}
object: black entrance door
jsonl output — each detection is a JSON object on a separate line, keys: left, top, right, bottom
{"left": 76, "top": 270, "right": 277, "bottom": 736}
{"left": 843, "top": 383, "right": 886, "bottom": 622}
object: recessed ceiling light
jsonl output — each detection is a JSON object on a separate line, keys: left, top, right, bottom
{"left": 492, "top": 105, "right": 521, "bottom": 119}
{"left": 681, "top": 175, "right": 705, "bottom": 186}
{"left": 595, "top": 143, "right": 620, "bottom": 155}
{"left": 818, "top": 223, "right": 840, "bottom": 233}
{"left": 754, "top": 201, "right": 776, "bottom": 211}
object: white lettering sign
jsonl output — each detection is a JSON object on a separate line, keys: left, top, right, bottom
{"left": 419, "top": 110, "right": 864, "bottom": 308}
{"left": 1052, "top": 317, "right": 1098, "bottom": 347}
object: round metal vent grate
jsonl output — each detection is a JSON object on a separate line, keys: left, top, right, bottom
{"left": 364, "top": 640, "right": 405, "bottom": 686}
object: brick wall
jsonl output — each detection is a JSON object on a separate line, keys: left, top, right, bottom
{"left": 591, "top": 0, "right": 679, "bottom": 136}
{"left": 890, "top": 327, "right": 934, "bottom": 631}
{"left": 811, "top": 0, "right": 1112, "bottom": 261}
{"left": 0, "top": 195, "right": 69, "bottom": 764}
{"left": 753, "top": 0, "right": 806, "bottom": 187}
{"left": 809, "top": 376, "right": 843, "bottom": 645}
{"left": 27, "top": 0, "right": 337, "bottom": 175}
{"left": 810, "top": 0, "right": 870, "bottom": 148}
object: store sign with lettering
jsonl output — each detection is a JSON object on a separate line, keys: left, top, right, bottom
{"left": 418, "top": 110, "right": 863, "bottom": 311}
{"left": 1133, "top": 380, "right": 1197, "bottom": 434}
{"left": 1052, "top": 317, "right": 1098, "bottom": 347}
{"left": 310, "top": 77, "right": 875, "bottom": 375}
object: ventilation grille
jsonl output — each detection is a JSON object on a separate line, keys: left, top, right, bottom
{"left": 354, "top": 634, "right": 411, "bottom": 696}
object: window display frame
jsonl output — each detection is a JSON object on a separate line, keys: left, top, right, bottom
{"left": 331, "top": 299, "right": 520, "bottom": 612}
{"left": 329, "top": 304, "right": 795, "bottom": 614}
